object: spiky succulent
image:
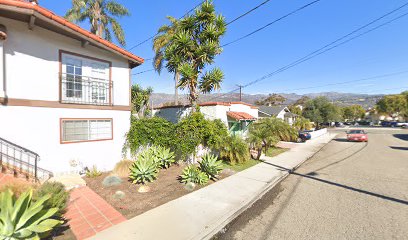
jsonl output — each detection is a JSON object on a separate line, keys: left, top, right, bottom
{"left": 199, "top": 153, "right": 223, "bottom": 180}
{"left": 179, "top": 165, "right": 209, "bottom": 185}
{"left": 154, "top": 146, "right": 175, "bottom": 169}
{"left": 129, "top": 152, "right": 158, "bottom": 184}
{"left": 0, "top": 189, "right": 63, "bottom": 240}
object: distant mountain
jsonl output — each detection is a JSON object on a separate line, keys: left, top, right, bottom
{"left": 151, "top": 92, "right": 384, "bottom": 109}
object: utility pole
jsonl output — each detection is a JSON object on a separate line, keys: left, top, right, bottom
{"left": 237, "top": 85, "right": 243, "bottom": 101}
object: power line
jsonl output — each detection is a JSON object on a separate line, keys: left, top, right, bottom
{"left": 280, "top": 70, "right": 408, "bottom": 92}
{"left": 222, "top": 0, "right": 321, "bottom": 47}
{"left": 226, "top": 0, "right": 272, "bottom": 26}
{"left": 138, "top": 0, "right": 321, "bottom": 69}
{"left": 205, "top": 70, "right": 408, "bottom": 103}
{"left": 235, "top": 5, "right": 408, "bottom": 91}
{"left": 132, "top": 69, "right": 155, "bottom": 75}
{"left": 200, "top": 1, "right": 408, "bottom": 101}
{"left": 128, "top": 0, "right": 206, "bottom": 51}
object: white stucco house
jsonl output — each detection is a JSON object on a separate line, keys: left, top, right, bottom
{"left": 153, "top": 101, "right": 258, "bottom": 136}
{"left": 258, "top": 106, "right": 297, "bottom": 125}
{"left": 0, "top": 0, "right": 144, "bottom": 178}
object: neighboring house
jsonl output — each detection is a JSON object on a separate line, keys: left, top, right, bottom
{"left": 153, "top": 101, "right": 258, "bottom": 136}
{"left": 0, "top": 1, "right": 143, "bottom": 178}
{"left": 365, "top": 110, "right": 406, "bottom": 124}
{"left": 258, "top": 106, "right": 297, "bottom": 125}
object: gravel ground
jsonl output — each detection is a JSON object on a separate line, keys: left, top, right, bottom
{"left": 217, "top": 129, "right": 408, "bottom": 240}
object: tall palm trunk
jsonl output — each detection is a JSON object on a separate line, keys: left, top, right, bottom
{"left": 174, "top": 71, "right": 179, "bottom": 105}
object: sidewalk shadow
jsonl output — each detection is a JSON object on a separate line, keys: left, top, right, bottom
{"left": 258, "top": 161, "right": 408, "bottom": 206}
{"left": 390, "top": 146, "right": 408, "bottom": 151}
{"left": 393, "top": 134, "right": 408, "bottom": 141}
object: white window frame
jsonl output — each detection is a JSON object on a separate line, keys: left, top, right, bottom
{"left": 60, "top": 118, "right": 113, "bottom": 144}
{"left": 60, "top": 51, "right": 111, "bottom": 105}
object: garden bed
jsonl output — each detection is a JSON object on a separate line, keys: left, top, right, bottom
{"left": 84, "top": 164, "right": 232, "bottom": 219}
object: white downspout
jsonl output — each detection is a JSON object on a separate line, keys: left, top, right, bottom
{"left": 0, "top": 25, "right": 6, "bottom": 103}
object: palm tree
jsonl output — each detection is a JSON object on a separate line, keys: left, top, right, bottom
{"left": 248, "top": 117, "right": 297, "bottom": 157}
{"left": 293, "top": 116, "right": 312, "bottom": 131}
{"left": 131, "top": 84, "right": 153, "bottom": 118}
{"left": 164, "top": 1, "right": 226, "bottom": 108}
{"left": 65, "top": 0, "right": 130, "bottom": 46}
{"left": 152, "top": 16, "right": 180, "bottom": 105}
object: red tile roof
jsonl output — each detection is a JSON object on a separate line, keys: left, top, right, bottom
{"left": 227, "top": 111, "right": 256, "bottom": 121}
{"left": 0, "top": 0, "right": 144, "bottom": 65}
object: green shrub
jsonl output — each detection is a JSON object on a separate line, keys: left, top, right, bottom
{"left": 206, "top": 119, "right": 229, "bottom": 149}
{"left": 34, "top": 182, "right": 69, "bottom": 216}
{"left": 179, "top": 165, "right": 209, "bottom": 185}
{"left": 125, "top": 112, "right": 230, "bottom": 162}
{"left": 86, "top": 165, "right": 102, "bottom": 178}
{"left": 102, "top": 175, "right": 123, "bottom": 187}
{"left": 220, "top": 135, "right": 250, "bottom": 164}
{"left": 129, "top": 151, "right": 158, "bottom": 184}
{"left": 173, "top": 112, "right": 230, "bottom": 159}
{"left": 113, "top": 160, "right": 134, "bottom": 177}
{"left": 199, "top": 154, "right": 223, "bottom": 180}
{"left": 0, "top": 189, "right": 62, "bottom": 239}
{"left": 125, "top": 117, "right": 175, "bottom": 154}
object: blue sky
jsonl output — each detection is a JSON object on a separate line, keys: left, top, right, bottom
{"left": 42, "top": 0, "right": 408, "bottom": 95}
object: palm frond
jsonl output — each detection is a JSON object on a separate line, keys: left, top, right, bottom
{"left": 199, "top": 67, "right": 223, "bottom": 93}
{"left": 106, "top": 0, "right": 130, "bottom": 16}
{"left": 109, "top": 17, "right": 126, "bottom": 46}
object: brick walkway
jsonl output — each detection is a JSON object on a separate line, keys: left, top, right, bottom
{"left": 65, "top": 187, "right": 126, "bottom": 240}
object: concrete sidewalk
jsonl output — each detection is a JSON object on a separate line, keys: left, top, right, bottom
{"left": 90, "top": 133, "right": 337, "bottom": 240}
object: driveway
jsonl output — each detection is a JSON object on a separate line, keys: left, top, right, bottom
{"left": 218, "top": 128, "right": 408, "bottom": 240}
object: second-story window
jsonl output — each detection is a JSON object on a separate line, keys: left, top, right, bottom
{"left": 61, "top": 52, "right": 111, "bottom": 105}
{"left": 65, "top": 58, "right": 83, "bottom": 98}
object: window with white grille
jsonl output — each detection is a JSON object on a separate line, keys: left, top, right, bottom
{"left": 61, "top": 119, "right": 112, "bottom": 143}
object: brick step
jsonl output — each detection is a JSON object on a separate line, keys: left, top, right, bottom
{"left": 1, "top": 163, "right": 36, "bottom": 182}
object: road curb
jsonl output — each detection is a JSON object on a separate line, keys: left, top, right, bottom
{"left": 205, "top": 133, "right": 338, "bottom": 240}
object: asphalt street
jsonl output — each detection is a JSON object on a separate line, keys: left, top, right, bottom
{"left": 217, "top": 128, "right": 408, "bottom": 240}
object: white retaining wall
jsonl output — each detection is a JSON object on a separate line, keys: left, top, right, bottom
{"left": 309, "top": 128, "right": 328, "bottom": 139}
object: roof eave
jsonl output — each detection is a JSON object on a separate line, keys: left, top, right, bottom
{"left": 0, "top": 1, "right": 144, "bottom": 67}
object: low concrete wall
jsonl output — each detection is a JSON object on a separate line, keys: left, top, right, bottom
{"left": 310, "top": 128, "right": 327, "bottom": 139}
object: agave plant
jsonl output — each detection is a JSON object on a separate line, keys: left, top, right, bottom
{"left": 154, "top": 146, "right": 175, "bottom": 169}
{"left": 0, "top": 189, "right": 62, "bottom": 240}
{"left": 179, "top": 165, "right": 209, "bottom": 185}
{"left": 129, "top": 152, "right": 158, "bottom": 184}
{"left": 199, "top": 154, "right": 223, "bottom": 180}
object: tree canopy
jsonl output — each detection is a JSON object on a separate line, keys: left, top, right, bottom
{"left": 163, "top": 1, "right": 226, "bottom": 107}
{"left": 376, "top": 92, "right": 408, "bottom": 117}
{"left": 302, "top": 97, "right": 342, "bottom": 125}
{"left": 65, "top": 0, "right": 130, "bottom": 46}
{"left": 131, "top": 84, "right": 153, "bottom": 118}
{"left": 288, "top": 105, "right": 302, "bottom": 115}
{"left": 342, "top": 105, "right": 366, "bottom": 121}
{"left": 152, "top": 16, "right": 180, "bottom": 104}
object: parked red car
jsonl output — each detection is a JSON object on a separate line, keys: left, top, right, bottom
{"left": 347, "top": 130, "right": 368, "bottom": 142}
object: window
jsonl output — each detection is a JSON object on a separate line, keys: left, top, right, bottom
{"left": 60, "top": 51, "right": 111, "bottom": 105}
{"left": 65, "top": 58, "right": 83, "bottom": 98}
{"left": 61, "top": 119, "right": 113, "bottom": 143}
